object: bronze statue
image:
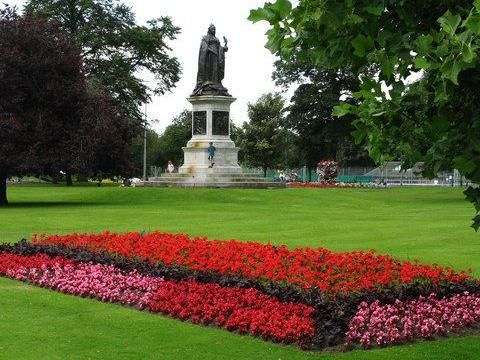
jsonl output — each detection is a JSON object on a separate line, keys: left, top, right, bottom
{"left": 192, "top": 24, "right": 230, "bottom": 97}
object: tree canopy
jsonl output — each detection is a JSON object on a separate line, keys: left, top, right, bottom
{"left": 250, "top": 0, "right": 480, "bottom": 228}
{"left": 0, "top": 6, "right": 137, "bottom": 203}
{"left": 25, "top": 0, "right": 181, "bottom": 122}
{"left": 0, "top": 6, "right": 84, "bottom": 203}
{"left": 237, "top": 93, "right": 297, "bottom": 176}
{"left": 274, "top": 60, "right": 369, "bottom": 169}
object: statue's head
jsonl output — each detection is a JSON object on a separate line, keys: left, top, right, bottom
{"left": 208, "top": 24, "right": 216, "bottom": 36}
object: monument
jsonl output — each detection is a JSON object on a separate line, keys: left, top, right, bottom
{"left": 145, "top": 25, "right": 283, "bottom": 188}
{"left": 179, "top": 24, "right": 241, "bottom": 176}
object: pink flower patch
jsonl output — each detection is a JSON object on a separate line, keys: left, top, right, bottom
{"left": 0, "top": 253, "right": 163, "bottom": 308}
{"left": 346, "top": 292, "right": 480, "bottom": 348}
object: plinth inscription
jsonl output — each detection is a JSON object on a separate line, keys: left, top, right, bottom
{"left": 193, "top": 111, "right": 207, "bottom": 135}
{"left": 212, "top": 111, "right": 229, "bottom": 136}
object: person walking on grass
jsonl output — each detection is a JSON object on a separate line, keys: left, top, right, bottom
{"left": 208, "top": 142, "right": 216, "bottom": 168}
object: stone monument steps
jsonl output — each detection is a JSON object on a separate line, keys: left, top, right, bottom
{"left": 149, "top": 174, "right": 266, "bottom": 180}
{"left": 147, "top": 176, "right": 272, "bottom": 183}
{"left": 143, "top": 180, "right": 284, "bottom": 189}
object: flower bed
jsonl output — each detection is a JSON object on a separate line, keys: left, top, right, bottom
{"left": 1, "top": 232, "right": 479, "bottom": 350}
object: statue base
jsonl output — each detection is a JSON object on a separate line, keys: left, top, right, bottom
{"left": 179, "top": 96, "right": 241, "bottom": 175}
{"left": 144, "top": 95, "right": 284, "bottom": 189}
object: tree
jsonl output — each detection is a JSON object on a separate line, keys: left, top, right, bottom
{"left": 277, "top": 64, "right": 369, "bottom": 173}
{"left": 0, "top": 6, "right": 85, "bottom": 203}
{"left": 230, "top": 122, "right": 245, "bottom": 164}
{"left": 157, "top": 110, "right": 192, "bottom": 168}
{"left": 0, "top": 6, "right": 138, "bottom": 203}
{"left": 237, "top": 93, "right": 290, "bottom": 177}
{"left": 130, "top": 128, "right": 163, "bottom": 175}
{"left": 25, "top": 0, "right": 181, "bottom": 122}
{"left": 76, "top": 89, "right": 139, "bottom": 182}
{"left": 250, "top": 0, "right": 480, "bottom": 228}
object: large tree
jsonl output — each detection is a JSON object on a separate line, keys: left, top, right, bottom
{"left": 250, "top": 0, "right": 480, "bottom": 228}
{"left": 238, "top": 93, "right": 293, "bottom": 176}
{"left": 24, "top": 0, "right": 181, "bottom": 122}
{"left": 0, "top": 6, "right": 84, "bottom": 203}
{"left": 0, "top": 6, "right": 138, "bottom": 203}
{"left": 275, "top": 62, "right": 369, "bottom": 171}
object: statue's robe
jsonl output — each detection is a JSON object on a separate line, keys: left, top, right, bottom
{"left": 193, "top": 34, "right": 229, "bottom": 96}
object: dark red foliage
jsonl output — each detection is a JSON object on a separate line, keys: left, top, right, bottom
{"left": 0, "top": 6, "right": 139, "bottom": 203}
{"left": 35, "top": 231, "right": 471, "bottom": 294}
{"left": 0, "top": 6, "right": 85, "bottom": 196}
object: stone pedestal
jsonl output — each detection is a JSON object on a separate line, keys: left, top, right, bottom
{"left": 145, "top": 95, "right": 285, "bottom": 189}
{"left": 179, "top": 96, "right": 241, "bottom": 175}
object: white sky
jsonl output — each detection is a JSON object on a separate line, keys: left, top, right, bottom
{"left": 6, "top": 0, "right": 281, "bottom": 133}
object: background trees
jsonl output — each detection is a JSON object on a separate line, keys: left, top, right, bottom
{"left": 237, "top": 93, "right": 298, "bottom": 176}
{"left": 250, "top": 0, "right": 480, "bottom": 228}
{"left": 274, "top": 61, "right": 370, "bottom": 172}
{"left": 25, "top": 0, "right": 181, "bottom": 123}
{"left": 130, "top": 110, "right": 191, "bottom": 172}
{"left": 157, "top": 110, "right": 192, "bottom": 168}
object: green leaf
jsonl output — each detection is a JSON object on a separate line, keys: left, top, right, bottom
{"left": 351, "top": 34, "right": 374, "bottom": 57}
{"left": 344, "top": 14, "right": 364, "bottom": 25}
{"left": 414, "top": 57, "right": 431, "bottom": 69}
{"left": 471, "top": 214, "right": 480, "bottom": 232}
{"left": 332, "top": 103, "right": 352, "bottom": 117}
{"left": 453, "top": 156, "right": 476, "bottom": 174}
{"left": 265, "top": 28, "right": 284, "bottom": 51}
{"left": 365, "top": 5, "right": 384, "bottom": 16}
{"left": 351, "top": 128, "right": 366, "bottom": 144}
{"left": 440, "top": 55, "right": 464, "bottom": 85}
{"left": 464, "top": 185, "right": 480, "bottom": 204}
{"left": 248, "top": 8, "right": 276, "bottom": 23}
{"left": 462, "top": 44, "right": 476, "bottom": 63}
{"left": 379, "top": 53, "right": 394, "bottom": 79}
{"left": 438, "top": 11, "right": 462, "bottom": 36}
{"left": 434, "top": 81, "right": 449, "bottom": 103}
{"left": 270, "top": 0, "right": 292, "bottom": 19}
{"left": 465, "top": 14, "right": 480, "bottom": 35}
{"left": 474, "top": 0, "right": 480, "bottom": 11}
{"left": 415, "top": 34, "right": 433, "bottom": 55}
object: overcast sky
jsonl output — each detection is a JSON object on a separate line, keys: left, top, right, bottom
{"left": 6, "top": 0, "right": 283, "bottom": 133}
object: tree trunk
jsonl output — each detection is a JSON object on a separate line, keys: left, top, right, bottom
{"left": 263, "top": 166, "right": 267, "bottom": 178}
{"left": 66, "top": 171, "right": 73, "bottom": 186}
{"left": 0, "top": 173, "right": 7, "bottom": 205}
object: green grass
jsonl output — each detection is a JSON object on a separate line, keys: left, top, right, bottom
{"left": 1, "top": 184, "right": 479, "bottom": 359}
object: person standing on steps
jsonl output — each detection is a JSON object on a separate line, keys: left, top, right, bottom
{"left": 207, "top": 142, "right": 216, "bottom": 168}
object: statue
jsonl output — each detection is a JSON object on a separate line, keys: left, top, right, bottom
{"left": 192, "top": 24, "right": 231, "bottom": 97}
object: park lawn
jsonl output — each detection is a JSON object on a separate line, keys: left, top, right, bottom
{"left": 0, "top": 184, "right": 479, "bottom": 359}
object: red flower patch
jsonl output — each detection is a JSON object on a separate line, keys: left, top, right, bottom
{"left": 148, "top": 279, "right": 316, "bottom": 344}
{"left": 34, "top": 231, "right": 471, "bottom": 294}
